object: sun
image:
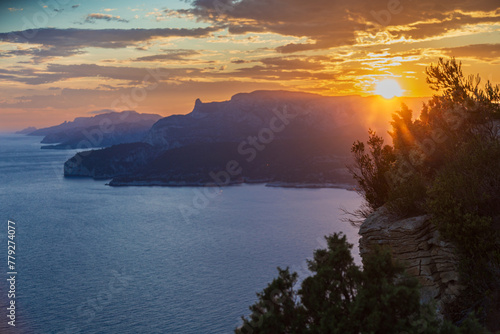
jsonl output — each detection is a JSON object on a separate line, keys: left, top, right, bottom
{"left": 374, "top": 79, "right": 404, "bottom": 99}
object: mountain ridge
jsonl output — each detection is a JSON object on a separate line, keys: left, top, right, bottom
{"left": 27, "top": 110, "right": 162, "bottom": 149}
{"left": 63, "top": 90, "right": 430, "bottom": 187}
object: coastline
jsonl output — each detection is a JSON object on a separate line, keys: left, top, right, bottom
{"left": 106, "top": 178, "right": 355, "bottom": 190}
{"left": 265, "top": 181, "right": 355, "bottom": 190}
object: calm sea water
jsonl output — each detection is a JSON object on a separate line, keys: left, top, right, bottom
{"left": 0, "top": 134, "right": 362, "bottom": 334}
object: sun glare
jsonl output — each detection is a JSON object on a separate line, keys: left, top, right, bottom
{"left": 374, "top": 79, "right": 404, "bottom": 99}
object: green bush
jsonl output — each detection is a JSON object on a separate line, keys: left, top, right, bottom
{"left": 426, "top": 138, "right": 500, "bottom": 320}
{"left": 386, "top": 170, "right": 427, "bottom": 218}
{"left": 427, "top": 138, "right": 500, "bottom": 251}
{"left": 348, "top": 130, "right": 395, "bottom": 215}
{"left": 236, "top": 233, "right": 487, "bottom": 334}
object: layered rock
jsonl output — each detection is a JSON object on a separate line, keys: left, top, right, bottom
{"left": 359, "top": 207, "right": 464, "bottom": 314}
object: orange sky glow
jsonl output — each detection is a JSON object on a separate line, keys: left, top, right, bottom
{"left": 0, "top": 0, "right": 499, "bottom": 131}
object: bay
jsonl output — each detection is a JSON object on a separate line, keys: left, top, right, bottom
{"left": 0, "top": 134, "right": 362, "bottom": 334}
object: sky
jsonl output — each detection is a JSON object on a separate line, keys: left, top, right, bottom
{"left": 0, "top": 0, "right": 499, "bottom": 130}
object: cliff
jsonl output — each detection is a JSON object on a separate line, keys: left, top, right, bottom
{"left": 30, "top": 110, "right": 162, "bottom": 149}
{"left": 64, "top": 91, "right": 373, "bottom": 185}
{"left": 143, "top": 91, "right": 368, "bottom": 148}
{"left": 64, "top": 143, "right": 155, "bottom": 179}
{"left": 358, "top": 207, "right": 464, "bottom": 315}
{"left": 63, "top": 91, "right": 429, "bottom": 186}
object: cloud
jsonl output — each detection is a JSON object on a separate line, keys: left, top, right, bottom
{"left": 259, "top": 57, "right": 328, "bottom": 71}
{"left": 231, "top": 59, "right": 251, "bottom": 64}
{"left": 0, "top": 46, "right": 85, "bottom": 63}
{"left": 0, "top": 27, "right": 221, "bottom": 48}
{"left": 0, "top": 66, "right": 77, "bottom": 85}
{"left": 84, "top": 13, "right": 129, "bottom": 23}
{"left": 219, "top": 65, "right": 336, "bottom": 81}
{"left": 223, "top": 55, "right": 343, "bottom": 80}
{"left": 0, "top": 81, "right": 284, "bottom": 112}
{"left": 72, "top": 5, "right": 80, "bottom": 9}
{"left": 175, "top": 0, "right": 500, "bottom": 52}
{"left": 8, "top": 8, "right": 23, "bottom": 12}
{"left": 0, "top": 55, "right": 337, "bottom": 86}
{"left": 440, "top": 43, "right": 500, "bottom": 62}
{"left": 0, "top": 64, "right": 203, "bottom": 85}
{"left": 380, "top": 11, "right": 500, "bottom": 41}
{"left": 97, "top": 84, "right": 117, "bottom": 90}
{"left": 1, "top": 88, "right": 122, "bottom": 109}
{"left": 87, "top": 109, "right": 116, "bottom": 114}
{"left": 133, "top": 50, "right": 201, "bottom": 62}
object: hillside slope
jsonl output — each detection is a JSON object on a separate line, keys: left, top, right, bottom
{"left": 29, "top": 110, "right": 162, "bottom": 149}
{"left": 64, "top": 91, "right": 428, "bottom": 187}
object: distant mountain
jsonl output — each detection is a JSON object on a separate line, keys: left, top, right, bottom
{"left": 28, "top": 110, "right": 162, "bottom": 149}
{"left": 143, "top": 90, "right": 427, "bottom": 148}
{"left": 64, "top": 90, "right": 429, "bottom": 187}
{"left": 16, "top": 126, "right": 37, "bottom": 135}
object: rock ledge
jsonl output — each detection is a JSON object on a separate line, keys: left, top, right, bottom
{"left": 359, "top": 207, "right": 464, "bottom": 313}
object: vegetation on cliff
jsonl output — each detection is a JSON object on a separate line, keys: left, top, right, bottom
{"left": 236, "top": 233, "right": 485, "bottom": 333}
{"left": 238, "top": 58, "right": 497, "bottom": 333}
{"left": 349, "top": 58, "right": 500, "bottom": 327}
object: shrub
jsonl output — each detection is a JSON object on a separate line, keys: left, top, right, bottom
{"left": 426, "top": 138, "right": 500, "bottom": 321}
{"left": 348, "top": 58, "right": 500, "bottom": 327}
{"left": 236, "top": 233, "right": 487, "bottom": 334}
{"left": 348, "top": 129, "right": 395, "bottom": 215}
{"left": 386, "top": 171, "right": 427, "bottom": 218}
{"left": 427, "top": 138, "right": 500, "bottom": 250}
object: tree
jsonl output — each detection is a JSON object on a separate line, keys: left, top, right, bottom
{"left": 347, "top": 57, "right": 500, "bottom": 329}
{"left": 348, "top": 129, "right": 395, "bottom": 217}
{"left": 236, "top": 233, "right": 484, "bottom": 333}
{"left": 351, "top": 58, "right": 500, "bottom": 219}
{"left": 426, "top": 57, "right": 500, "bottom": 117}
{"left": 236, "top": 268, "right": 301, "bottom": 334}
{"left": 298, "top": 233, "right": 360, "bottom": 333}
{"left": 424, "top": 57, "right": 499, "bottom": 147}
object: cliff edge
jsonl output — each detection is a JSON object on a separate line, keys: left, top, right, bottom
{"left": 359, "top": 207, "right": 464, "bottom": 315}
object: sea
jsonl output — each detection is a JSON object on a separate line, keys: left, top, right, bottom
{"left": 0, "top": 133, "right": 363, "bottom": 334}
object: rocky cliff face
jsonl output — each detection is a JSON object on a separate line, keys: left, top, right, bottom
{"left": 359, "top": 207, "right": 464, "bottom": 314}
